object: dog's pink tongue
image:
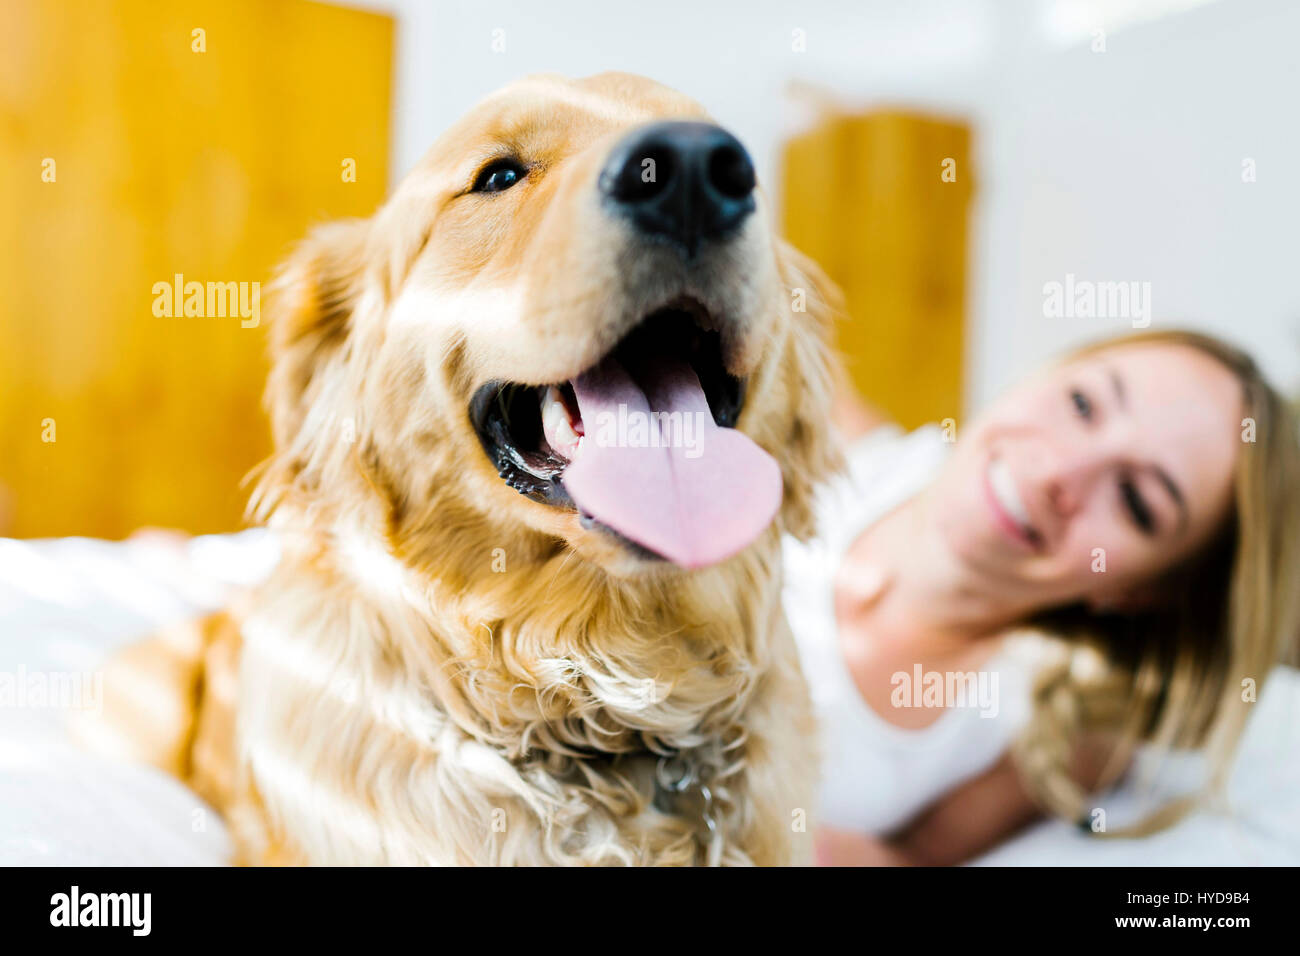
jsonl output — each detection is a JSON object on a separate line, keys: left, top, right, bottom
{"left": 564, "top": 354, "right": 781, "bottom": 569}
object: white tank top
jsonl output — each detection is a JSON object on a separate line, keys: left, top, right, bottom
{"left": 782, "top": 424, "right": 1038, "bottom": 835}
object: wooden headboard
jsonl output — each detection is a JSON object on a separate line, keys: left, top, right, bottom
{"left": 0, "top": 0, "right": 393, "bottom": 538}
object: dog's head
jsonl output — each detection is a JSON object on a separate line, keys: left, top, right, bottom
{"left": 258, "top": 73, "right": 839, "bottom": 579}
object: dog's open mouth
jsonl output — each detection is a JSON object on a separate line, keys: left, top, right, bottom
{"left": 470, "top": 300, "right": 782, "bottom": 568}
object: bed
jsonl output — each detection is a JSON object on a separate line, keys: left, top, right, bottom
{"left": 2, "top": 531, "right": 1296, "bottom": 866}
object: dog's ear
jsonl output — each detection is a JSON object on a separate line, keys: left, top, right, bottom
{"left": 263, "top": 219, "right": 372, "bottom": 447}
{"left": 773, "top": 239, "right": 845, "bottom": 541}
{"left": 249, "top": 219, "right": 373, "bottom": 522}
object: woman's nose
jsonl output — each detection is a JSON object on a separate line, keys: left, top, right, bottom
{"left": 1044, "top": 477, "right": 1080, "bottom": 518}
{"left": 1035, "top": 445, "right": 1107, "bottom": 519}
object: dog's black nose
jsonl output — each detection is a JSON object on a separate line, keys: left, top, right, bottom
{"left": 599, "top": 121, "right": 756, "bottom": 258}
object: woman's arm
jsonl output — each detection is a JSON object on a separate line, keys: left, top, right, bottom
{"left": 816, "top": 735, "right": 1120, "bottom": 866}
{"left": 812, "top": 756, "right": 1038, "bottom": 867}
{"left": 887, "top": 753, "right": 1041, "bottom": 865}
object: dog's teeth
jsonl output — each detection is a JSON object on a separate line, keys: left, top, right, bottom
{"left": 540, "top": 385, "right": 581, "bottom": 461}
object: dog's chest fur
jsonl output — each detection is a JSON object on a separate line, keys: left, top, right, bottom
{"left": 221, "top": 533, "right": 818, "bottom": 866}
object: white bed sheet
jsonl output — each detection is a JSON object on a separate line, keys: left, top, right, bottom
{"left": 1, "top": 532, "right": 1296, "bottom": 866}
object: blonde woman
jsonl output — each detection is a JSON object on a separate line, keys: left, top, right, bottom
{"left": 789, "top": 330, "right": 1300, "bottom": 865}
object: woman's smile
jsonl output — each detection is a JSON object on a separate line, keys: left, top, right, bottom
{"left": 982, "top": 456, "right": 1043, "bottom": 552}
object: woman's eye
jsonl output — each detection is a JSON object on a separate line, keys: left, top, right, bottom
{"left": 471, "top": 159, "right": 527, "bottom": 193}
{"left": 1070, "top": 388, "right": 1093, "bottom": 420}
{"left": 1119, "top": 476, "right": 1156, "bottom": 535}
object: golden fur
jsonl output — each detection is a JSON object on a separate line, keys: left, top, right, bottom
{"left": 87, "top": 73, "right": 841, "bottom": 865}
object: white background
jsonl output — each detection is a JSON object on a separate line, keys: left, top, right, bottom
{"left": 342, "top": 0, "right": 1300, "bottom": 412}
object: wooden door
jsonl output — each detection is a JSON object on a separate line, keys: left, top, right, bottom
{"left": 782, "top": 110, "right": 973, "bottom": 430}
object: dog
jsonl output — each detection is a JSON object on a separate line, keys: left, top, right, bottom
{"left": 87, "top": 72, "right": 842, "bottom": 865}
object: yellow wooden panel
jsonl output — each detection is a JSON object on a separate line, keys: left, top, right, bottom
{"left": 782, "top": 110, "right": 972, "bottom": 431}
{"left": 0, "top": 0, "right": 393, "bottom": 538}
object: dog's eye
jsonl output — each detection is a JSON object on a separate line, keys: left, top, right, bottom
{"left": 471, "top": 158, "right": 527, "bottom": 194}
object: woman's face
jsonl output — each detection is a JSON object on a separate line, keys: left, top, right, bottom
{"left": 932, "top": 343, "right": 1243, "bottom": 611}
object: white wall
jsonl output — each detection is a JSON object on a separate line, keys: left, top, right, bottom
{"left": 968, "top": 0, "right": 1300, "bottom": 408}
{"left": 363, "top": 0, "right": 1002, "bottom": 183}
{"left": 337, "top": 0, "right": 1300, "bottom": 407}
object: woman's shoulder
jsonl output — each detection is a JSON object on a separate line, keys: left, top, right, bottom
{"left": 843, "top": 422, "right": 948, "bottom": 485}
{"left": 821, "top": 423, "right": 949, "bottom": 533}
{"left": 782, "top": 423, "right": 950, "bottom": 610}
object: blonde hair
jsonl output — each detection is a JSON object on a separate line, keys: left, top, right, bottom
{"left": 1011, "top": 329, "right": 1300, "bottom": 835}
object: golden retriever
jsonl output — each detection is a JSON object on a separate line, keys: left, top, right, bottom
{"left": 87, "top": 72, "right": 841, "bottom": 865}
